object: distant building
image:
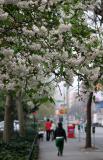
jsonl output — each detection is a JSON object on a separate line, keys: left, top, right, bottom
{"left": 92, "top": 91, "right": 103, "bottom": 126}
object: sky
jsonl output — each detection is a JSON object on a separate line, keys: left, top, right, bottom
{"left": 54, "top": 76, "right": 78, "bottom": 108}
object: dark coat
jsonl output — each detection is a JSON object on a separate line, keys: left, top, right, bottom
{"left": 54, "top": 127, "right": 67, "bottom": 141}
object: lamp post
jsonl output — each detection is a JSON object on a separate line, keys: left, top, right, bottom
{"left": 78, "top": 75, "right": 80, "bottom": 96}
{"left": 66, "top": 84, "right": 69, "bottom": 124}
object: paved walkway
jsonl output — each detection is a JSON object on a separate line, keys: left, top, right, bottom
{"left": 39, "top": 138, "right": 103, "bottom": 160}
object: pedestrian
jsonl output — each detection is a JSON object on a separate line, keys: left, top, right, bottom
{"left": 45, "top": 119, "right": 52, "bottom": 141}
{"left": 54, "top": 122, "right": 67, "bottom": 156}
{"left": 50, "top": 121, "right": 56, "bottom": 140}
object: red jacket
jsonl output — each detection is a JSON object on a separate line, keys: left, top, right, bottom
{"left": 45, "top": 121, "right": 51, "bottom": 131}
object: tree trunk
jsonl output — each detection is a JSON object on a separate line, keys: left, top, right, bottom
{"left": 16, "top": 92, "right": 26, "bottom": 137}
{"left": 3, "top": 91, "right": 14, "bottom": 143}
{"left": 85, "top": 92, "right": 93, "bottom": 148}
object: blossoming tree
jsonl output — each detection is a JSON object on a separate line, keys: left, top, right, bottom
{"left": 0, "top": 0, "right": 77, "bottom": 142}
{"left": 0, "top": 0, "right": 103, "bottom": 147}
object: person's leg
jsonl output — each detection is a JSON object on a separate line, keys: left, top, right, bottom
{"left": 55, "top": 139, "right": 60, "bottom": 156}
{"left": 50, "top": 130, "right": 52, "bottom": 140}
{"left": 52, "top": 130, "right": 54, "bottom": 140}
{"left": 50, "top": 130, "right": 54, "bottom": 140}
{"left": 59, "top": 139, "right": 64, "bottom": 156}
{"left": 46, "top": 130, "right": 49, "bottom": 141}
{"left": 46, "top": 130, "right": 48, "bottom": 141}
{"left": 48, "top": 130, "right": 51, "bottom": 141}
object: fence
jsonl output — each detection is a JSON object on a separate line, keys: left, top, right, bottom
{"left": 27, "top": 133, "right": 39, "bottom": 160}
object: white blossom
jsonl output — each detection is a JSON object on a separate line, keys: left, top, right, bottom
{"left": 32, "top": 25, "right": 39, "bottom": 33}
{"left": 0, "top": 82, "right": 4, "bottom": 89}
{"left": 68, "top": 57, "right": 85, "bottom": 66}
{"left": 89, "top": 67, "right": 100, "bottom": 81}
{"left": 41, "top": 0, "right": 47, "bottom": 5}
{"left": 27, "top": 101, "right": 34, "bottom": 107}
{"left": 0, "top": 9, "right": 8, "bottom": 20}
{"left": 0, "top": 0, "right": 4, "bottom": 4}
{"left": 58, "top": 23, "right": 72, "bottom": 33}
{"left": 4, "top": 0, "right": 19, "bottom": 4}
{"left": 17, "top": 1, "right": 34, "bottom": 8}
{"left": 6, "top": 82, "right": 15, "bottom": 90}
{"left": 0, "top": 73, "right": 9, "bottom": 81}
{"left": 40, "top": 26, "right": 47, "bottom": 35}
{"left": 1, "top": 47, "right": 14, "bottom": 57}
{"left": 29, "top": 43, "right": 41, "bottom": 51}
{"left": 38, "top": 5, "right": 45, "bottom": 12}
{"left": 56, "top": 35, "right": 63, "bottom": 45}
{"left": 22, "top": 27, "right": 35, "bottom": 36}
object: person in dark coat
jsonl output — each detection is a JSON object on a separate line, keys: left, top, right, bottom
{"left": 54, "top": 122, "right": 67, "bottom": 156}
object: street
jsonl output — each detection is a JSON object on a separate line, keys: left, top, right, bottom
{"left": 75, "top": 126, "right": 103, "bottom": 150}
{"left": 93, "top": 127, "right": 103, "bottom": 149}
{"left": 39, "top": 127, "right": 103, "bottom": 160}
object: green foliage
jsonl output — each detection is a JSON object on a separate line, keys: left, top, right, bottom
{"left": 0, "top": 133, "right": 39, "bottom": 160}
{"left": 38, "top": 102, "right": 55, "bottom": 120}
{"left": 71, "top": 20, "right": 91, "bottom": 40}
{"left": 37, "top": 95, "right": 55, "bottom": 104}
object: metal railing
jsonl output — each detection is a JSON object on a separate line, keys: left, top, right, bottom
{"left": 27, "top": 133, "right": 38, "bottom": 160}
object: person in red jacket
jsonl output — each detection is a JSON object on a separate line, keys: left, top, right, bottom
{"left": 45, "top": 119, "right": 52, "bottom": 141}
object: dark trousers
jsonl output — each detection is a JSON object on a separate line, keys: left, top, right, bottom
{"left": 56, "top": 138, "right": 64, "bottom": 155}
{"left": 46, "top": 130, "right": 51, "bottom": 141}
{"left": 50, "top": 130, "right": 54, "bottom": 140}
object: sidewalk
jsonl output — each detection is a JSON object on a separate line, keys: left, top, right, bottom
{"left": 39, "top": 138, "right": 103, "bottom": 160}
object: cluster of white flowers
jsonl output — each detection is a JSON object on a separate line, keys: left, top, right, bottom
{"left": 58, "top": 23, "right": 72, "bottom": 33}
{"left": 56, "top": 35, "right": 63, "bottom": 45}
{"left": 0, "top": 82, "right": 4, "bottom": 89}
{"left": 13, "top": 63, "right": 29, "bottom": 77}
{"left": 27, "top": 101, "right": 34, "bottom": 107}
{"left": 89, "top": 67, "right": 100, "bottom": 81}
{"left": 32, "top": 25, "right": 39, "bottom": 33}
{"left": 0, "top": 73, "right": 9, "bottom": 81}
{"left": 80, "top": 66, "right": 91, "bottom": 75}
{"left": 29, "top": 54, "right": 43, "bottom": 64}
{"left": 17, "top": 1, "right": 34, "bottom": 8}
{"left": 22, "top": 27, "right": 35, "bottom": 36}
{"left": 29, "top": 43, "right": 41, "bottom": 51}
{"left": 49, "top": 0, "right": 62, "bottom": 6}
{"left": 4, "top": 0, "right": 19, "bottom": 4}
{"left": 5, "top": 37, "right": 18, "bottom": 43}
{"left": 86, "top": 50, "right": 99, "bottom": 60}
{"left": 80, "top": 66, "right": 100, "bottom": 82}
{"left": 0, "top": 0, "right": 102, "bottom": 96}
{"left": 40, "top": 26, "right": 48, "bottom": 35}
{"left": 1, "top": 47, "right": 14, "bottom": 58}
{"left": 6, "top": 82, "right": 16, "bottom": 90}
{"left": 22, "top": 25, "right": 48, "bottom": 37}
{"left": 68, "top": 57, "right": 85, "bottom": 66}
{"left": 74, "top": 2, "right": 85, "bottom": 10}
{"left": 41, "top": 0, "right": 47, "bottom": 5}
{"left": 0, "top": 8, "right": 8, "bottom": 20}
{"left": 64, "top": 69, "right": 74, "bottom": 82}
{"left": 0, "top": 0, "right": 4, "bottom": 4}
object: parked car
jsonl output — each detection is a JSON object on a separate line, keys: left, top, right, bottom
{"left": 92, "top": 122, "right": 102, "bottom": 127}
{"left": 0, "top": 121, "right": 4, "bottom": 131}
{"left": 0, "top": 120, "right": 19, "bottom": 131}
{"left": 14, "top": 120, "right": 19, "bottom": 131}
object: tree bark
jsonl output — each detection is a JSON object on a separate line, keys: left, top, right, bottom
{"left": 3, "top": 91, "right": 14, "bottom": 143}
{"left": 16, "top": 92, "right": 26, "bottom": 137}
{"left": 85, "top": 92, "right": 93, "bottom": 148}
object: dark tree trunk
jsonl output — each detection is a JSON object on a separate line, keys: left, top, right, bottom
{"left": 85, "top": 92, "right": 93, "bottom": 148}
{"left": 3, "top": 91, "right": 14, "bottom": 143}
{"left": 16, "top": 92, "right": 26, "bottom": 137}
